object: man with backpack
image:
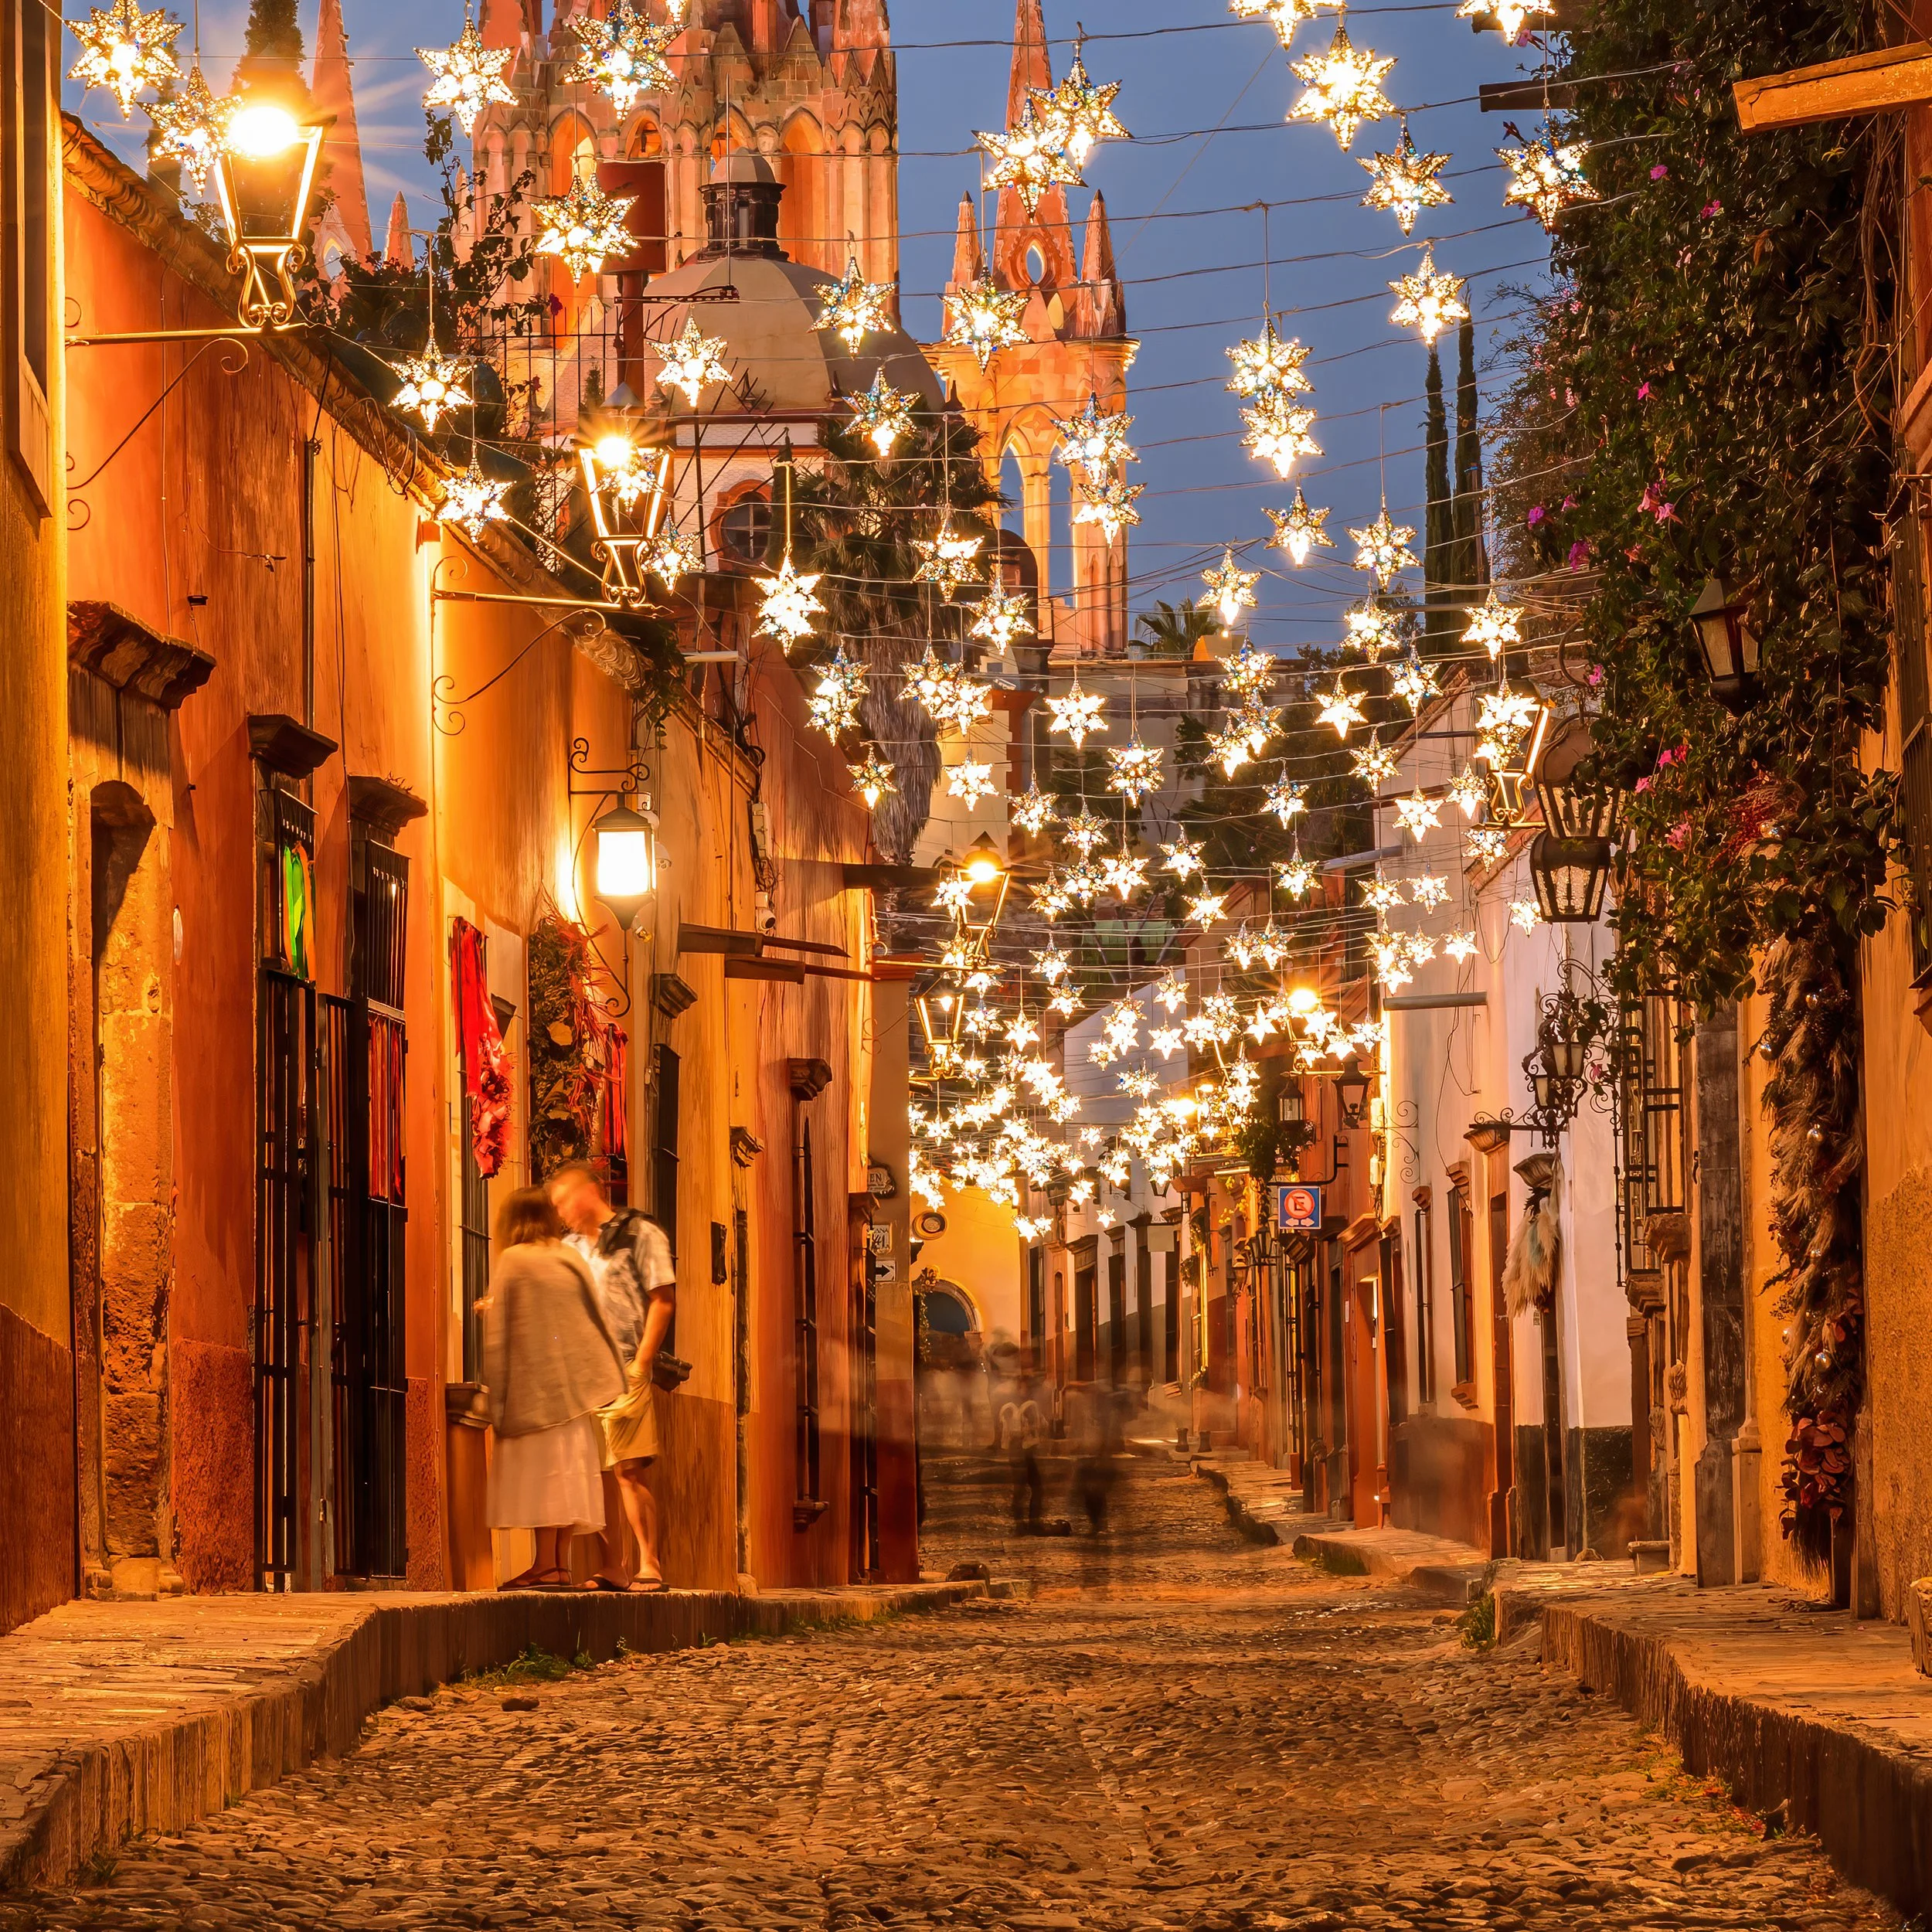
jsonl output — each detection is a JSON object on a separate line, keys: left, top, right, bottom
{"left": 548, "top": 1162, "right": 677, "bottom": 1592}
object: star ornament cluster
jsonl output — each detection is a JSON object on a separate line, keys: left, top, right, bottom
{"left": 1350, "top": 500, "right": 1418, "bottom": 588}
{"left": 1499, "top": 124, "right": 1598, "bottom": 230}
{"left": 816, "top": 255, "right": 896, "bottom": 352}
{"left": 1458, "top": 0, "right": 1555, "bottom": 40}
{"left": 418, "top": 15, "right": 515, "bottom": 135}
{"left": 69, "top": 0, "right": 181, "bottom": 116}
{"left": 534, "top": 175, "right": 637, "bottom": 281}
{"left": 944, "top": 265, "right": 1029, "bottom": 369}
{"left": 1388, "top": 244, "right": 1470, "bottom": 346}
{"left": 1268, "top": 489, "right": 1334, "bottom": 567}
{"left": 1290, "top": 18, "right": 1395, "bottom": 151}
{"left": 563, "top": 0, "right": 675, "bottom": 112}
{"left": 1359, "top": 120, "right": 1452, "bottom": 236}
{"left": 806, "top": 649, "right": 866, "bottom": 737}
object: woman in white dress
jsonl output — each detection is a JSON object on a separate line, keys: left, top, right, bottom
{"left": 481, "top": 1188, "right": 625, "bottom": 1589}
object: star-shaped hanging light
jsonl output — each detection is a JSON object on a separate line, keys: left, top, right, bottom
{"left": 816, "top": 253, "right": 896, "bottom": 352}
{"left": 534, "top": 175, "right": 637, "bottom": 281}
{"left": 1264, "top": 776, "right": 1306, "bottom": 827}
{"left": 437, "top": 461, "right": 509, "bottom": 539}
{"left": 1395, "top": 788, "right": 1443, "bottom": 840}
{"left": 148, "top": 63, "right": 235, "bottom": 191}
{"left": 1475, "top": 681, "right": 1543, "bottom": 759}
{"left": 1267, "top": 489, "right": 1335, "bottom": 568}
{"left": 1277, "top": 849, "right": 1318, "bottom": 900}
{"left": 1343, "top": 595, "right": 1402, "bottom": 659}
{"left": 1362, "top": 869, "right": 1404, "bottom": 916}
{"left": 1226, "top": 325, "right": 1313, "bottom": 400}
{"left": 1242, "top": 392, "right": 1321, "bottom": 479}
{"left": 969, "top": 583, "right": 1035, "bottom": 651}
{"left": 845, "top": 368, "right": 920, "bottom": 457}
{"left": 1053, "top": 393, "right": 1137, "bottom": 485}
{"left": 1350, "top": 499, "right": 1418, "bottom": 588}
{"left": 1510, "top": 896, "right": 1543, "bottom": 934}
{"left": 947, "top": 761, "right": 998, "bottom": 806}
{"left": 1011, "top": 781, "right": 1059, "bottom": 835}
{"left": 1289, "top": 17, "right": 1395, "bottom": 151}
{"left": 1315, "top": 679, "right": 1366, "bottom": 738}
{"left": 1209, "top": 726, "right": 1259, "bottom": 777}
{"left": 1202, "top": 549, "right": 1260, "bottom": 628}
{"left": 1036, "top": 42, "right": 1128, "bottom": 165}
{"left": 1410, "top": 873, "right": 1449, "bottom": 908}
{"left": 1351, "top": 732, "right": 1399, "bottom": 789}
{"left": 1463, "top": 587, "right": 1524, "bottom": 660}
{"left": 563, "top": 0, "right": 675, "bottom": 111}
{"left": 913, "top": 517, "right": 987, "bottom": 598}
{"left": 643, "top": 528, "right": 701, "bottom": 587}
{"left": 1099, "top": 851, "right": 1149, "bottom": 902}
{"left": 68, "top": 0, "right": 181, "bottom": 116}
{"left": 656, "top": 315, "right": 732, "bottom": 406}
{"left": 1032, "top": 944, "right": 1072, "bottom": 983}
{"left": 1444, "top": 930, "right": 1478, "bottom": 961}
{"left": 1230, "top": 0, "right": 1338, "bottom": 49}
{"left": 1498, "top": 123, "right": 1597, "bottom": 231}
{"left": 1187, "top": 892, "right": 1230, "bottom": 927}
{"left": 978, "top": 97, "right": 1083, "bottom": 217}
{"left": 944, "top": 265, "right": 1029, "bottom": 369}
{"left": 1107, "top": 739, "right": 1165, "bottom": 802}
{"left": 1046, "top": 678, "right": 1108, "bottom": 750}
{"left": 1388, "top": 243, "right": 1469, "bottom": 346}
{"left": 389, "top": 342, "right": 473, "bottom": 432}
{"left": 1073, "top": 479, "right": 1144, "bottom": 546}
{"left": 754, "top": 553, "right": 825, "bottom": 650}
{"left": 849, "top": 751, "right": 896, "bottom": 810}
{"left": 1218, "top": 639, "right": 1276, "bottom": 702}
{"left": 1390, "top": 650, "right": 1442, "bottom": 714}
{"left": 1467, "top": 824, "right": 1511, "bottom": 866}
{"left": 1161, "top": 835, "right": 1205, "bottom": 880}
{"left": 1448, "top": 763, "right": 1488, "bottom": 819}
{"left": 807, "top": 649, "right": 866, "bottom": 736}
{"left": 1359, "top": 118, "right": 1452, "bottom": 236}
{"left": 418, "top": 15, "right": 515, "bottom": 134}
{"left": 1061, "top": 808, "right": 1111, "bottom": 855}
{"left": 1458, "top": 0, "right": 1555, "bottom": 40}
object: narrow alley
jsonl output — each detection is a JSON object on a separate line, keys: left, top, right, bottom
{"left": 14, "top": 1459, "right": 1895, "bottom": 1932}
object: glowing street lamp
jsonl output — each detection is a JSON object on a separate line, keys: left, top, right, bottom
{"left": 212, "top": 100, "right": 326, "bottom": 329}
{"left": 593, "top": 801, "right": 659, "bottom": 930}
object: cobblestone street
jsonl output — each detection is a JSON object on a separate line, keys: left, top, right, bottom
{"left": 12, "top": 1456, "right": 1899, "bottom": 1932}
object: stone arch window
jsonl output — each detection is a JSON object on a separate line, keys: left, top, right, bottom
{"left": 713, "top": 478, "right": 772, "bottom": 572}
{"left": 777, "top": 112, "right": 825, "bottom": 274}
{"left": 1025, "top": 243, "right": 1046, "bottom": 287}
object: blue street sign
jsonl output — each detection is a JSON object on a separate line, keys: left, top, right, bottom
{"left": 1276, "top": 1182, "right": 1322, "bottom": 1231}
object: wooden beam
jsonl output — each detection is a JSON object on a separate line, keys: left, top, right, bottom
{"left": 1734, "top": 41, "right": 1932, "bottom": 133}
{"left": 723, "top": 957, "right": 804, "bottom": 983}
{"left": 1480, "top": 78, "right": 1578, "bottom": 113}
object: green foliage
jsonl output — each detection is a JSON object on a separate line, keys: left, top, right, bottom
{"left": 526, "top": 913, "right": 620, "bottom": 1179}
{"left": 1133, "top": 598, "right": 1216, "bottom": 658}
{"left": 242, "top": 0, "right": 303, "bottom": 65}
{"left": 1456, "top": 1592, "right": 1496, "bottom": 1649}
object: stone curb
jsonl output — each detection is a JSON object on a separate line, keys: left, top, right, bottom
{"left": 1289, "top": 1531, "right": 1491, "bottom": 1606}
{"left": 1498, "top": 1583, "right": 1932, "bottom": 1920}
{"left": 0, "top": 1581, "right": 982, "bottom": 1896}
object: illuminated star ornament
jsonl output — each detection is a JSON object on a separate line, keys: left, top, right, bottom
{"left": 1350, "top": 500, "right": 1418, "bottom": 587}
{"left": 1464, "top": 587, "right": 1525, "bottom": 660}
{"left": 1449, "top": 763, "right": 1488, "bottom": 818}
{"left": 1188, "top": 892, "right": 1230, "bottom": 927}
{"left": 657, "top": 315, "right": 731, "bottom": 406}
{"left": 1390, "top": 650, "right": 1442, "bottom": 714}
{"left": 1011, "top": 781, "right": 1058, "bottom": 835}
{"left": 1268, "top": 490, "right": 1334, "bottom": 567}
{"left": 845, "top": 368, "right": 920, "bottom": 457}
{"left": 1410, "top": 872, "right": 1449, "bottom": 908}
{"left": 1499, "top": 123, "right": 1598, "bottom": 230}
{"left": 1242, "top": 392, "right": 1321, "bottom": 479}
{"left": 563, "top": 0, "right": 675, "bottom": 112}
{"left": 754, "top": 554, "right": 825, "bottom": 650}
{"left": 437, "top": 461, "right": 509, "bottom": 539}
{"left": 1226, "top": 325, "right": 1312, "bottom": 400}
{"left": 1277, "top": 849, "right": 1318, "bottom": 900}
{"left": 1351, "top": 732, "right": 1399, "bottom": 788}
{"left": 1359, "top": 119, "right": 1452, "bottom": 236}
{"left": 1230, "top": 0, "right": 1338, "bottom": 49}
{"left": 1053, "top": 394, "right": 1137, "bottom": 485}
{"left": 1202, "top": 549, "right": 1260, "bottom": 628}
{"left": 1290, "top": 16, "right": 1395, "bottom": 151}
{"left": 849, "top": 752, "right": 896, "bottom": 811}
{"left": 148, "top": 63, "right": 234, "bottom": 192}
{"left": 944, "top": 260, "right": 1029, "bottom": 369}
{"left": 417, "top": 14, "right": 516, "bottom": 136}
{"left": 1162, "top": 834, "right": 1205, "bottom": 880}
{"left": 807, "top": 649, "right": 866, "bottom": 736}
{"left": 1107, "top": 738, "right": 1164, "bottom": 802}
{"left": 1467, "top": 824, "right": 1511, "bottom": 866}
{"left": 1073, "top": 480, "right": 1144, "bottom": 546}
{"left": 1047, "top": 681, "right": 1108, "bottom": 748}
{"left": 1264, "top": 776, "right": 1306, "bottom": 827}
{"left": 1458, "top": 0, "right": 1555, "bottom": 39}
{"left": 68, "top": 0, "right": 181, "bottom": 115}
{"left": 1038, "top": 40, "right": 1128, "bottom": 165}
{"left": 1344, "top": 596, "right": 1401, "bottom": 659}
{"left": 969, "top": 583, "right": 1035, "bottom": 651}
{"left": 1315, "top": 679, "right": 1367, "bottom": 738}
{"left": 1388, "top": 244, "right": 1470, "bottom": 346}
{"left": 535, "top": 175, "right": 638, "bottom": 281}
{"left": 978, "top": 97, "right": 1083, "bottom": 216}
{"left": 1396, "top": 787, "right": 1443, "bottom": 839}
{"left": 816, "top": 254, "right": 895, "bottom": 352}
{"left": 913, "top": 518, "right": 987, "bottom": 598}
{"left": 947, "top": 761, "right": 998, "bottom": 805}
{"left": 389, "top": 342, "right": 472, "bottom": 432}
{"left": 644, "top": 528, "right": 700, "bottom": 587}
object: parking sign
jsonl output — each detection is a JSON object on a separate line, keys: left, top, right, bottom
{"left": 1276, "top": 1183, "right": 1321, "bottom": 1231}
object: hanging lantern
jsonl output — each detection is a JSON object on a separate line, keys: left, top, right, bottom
{"left": 754, "top": 553, "right": 825, "bottom": 650}
{"left": 418, "top": 13, "right": 516, "bottom": 134}
{"left": 1359, "top": 118, "right": 1451, "bottom": 235}
{"left": 592, "top": 801, "right": 659, "bottom": 931}
{"left": 815, "top": 253, "right": 896, "bottom": 352}
{"left": 1688, "top": 575, "right": 1762, "bottom": 713}
{"left": 1241, "top": 390, "right": 1321, "bottom": 479}
{"left": 656, "top": 315, "right": 731, "bottom": 406}
{"left": 1349, "top": 499, "right": 1418, "bottom": 587}
{"left": 1289, "top": 16, "right": 1395, "bottom": 149}
{"left": 1053, "top": 393, "right": 1137, "bottom": 485}
{"left": 1334, "top": 1063, "right": 1371, "bottom": 1128}
{"left": 209, "top": 99, "right": 327, "bottom": 329}
{"left": 67, "top": 0, "right": 180, "bottom": 117}
{"left": 1073, "top": 479, "right": 1145, "bottom": 546}
{"left": 1036, "top": 39, "right": 1128, "bottom": 165}
{"left": 1498, "top": 123, "right": 1597, "bottom": 231}
{"left": 1226, "top": 325, "right": 1313, "bottom": 400}
{"left": 1532, "top": 716, "right": 1625, "bottom": 842}
{"left": 437, "top": 460, "right": 510, "bottom": 539}
{"left": 1528, "top": 830, "right": 1614, "bottom": 924}
{"left": 978, "top": 97, "right": 1083, "bottom": 216}
{"left": 1387, "top": 243, "right": 1469, "bottom": 346}
{"left": 1202, "top": 549, "right": 1261, "bottom": 628}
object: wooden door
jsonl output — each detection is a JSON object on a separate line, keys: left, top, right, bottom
{"left": 1345, "top": 1273, "right": 1385, "bottom": 1526}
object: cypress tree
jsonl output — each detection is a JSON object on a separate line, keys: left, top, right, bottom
{"left": 1422, "top": 342, "right": 1452, "bottom": 652}
{"left": 1451, "top": 315, "right": 1486, "bottom": 596}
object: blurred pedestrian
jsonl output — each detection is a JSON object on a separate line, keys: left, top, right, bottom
{"left": 482, "top": 1187, "right": 625, "bottom": 1589}
{"left": 987, "top": 1329, "right": 1022, "bottom": 1450}
{"left": 1071, "top": 1376, "right": 1128, "bottom": 1536}
{"left": 549, "top": 1162, "right": 678, "bottom": 1593}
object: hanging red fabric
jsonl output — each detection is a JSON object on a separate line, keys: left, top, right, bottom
{"left": 602, "top": 1026, "right": 628, "bottom": 1165}
{"left": 451, "top": 918, "right": 512, "bottom": 1178}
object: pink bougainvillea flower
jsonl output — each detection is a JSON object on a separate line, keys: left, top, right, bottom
{"left": 1701, "top": 201, "right": 1723, "bottom": 219}
{"left": 1665, "top": 819, "right": 1691, "bottom": 850}
{"left": 1625, "top": 543, "right": 1644, "bottom": 562}
{"left": 1637, "top": 381, "right": 1652, "bottom": 400}
{"left": 1587, "top": 665, "right": 1605, "bottom": 688}
{"left": 1526, "top": 505, "right": 1546, "bottom": 527}
{"left": 1567, "top": 540, "right": 1594, "bottom": 571}
{"left": 1634, "top": 775, "right": 1653, "bottom": 794}
{"left": 1650, "top": 164, "right": 1669, "bottom": 180}
{"left": 1561, "top": 494, "right": 1578, "bottom": 510}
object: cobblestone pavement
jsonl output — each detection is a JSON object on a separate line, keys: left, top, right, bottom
{"left": 12, "top": 1452, "right": 1899, "bottom": 1931}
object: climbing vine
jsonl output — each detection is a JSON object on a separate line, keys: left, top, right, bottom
{"left": 1488, "top": 0, "right": 1898, "bottom": 1558}
{"left": 526, "top": 911, "right": 621, "bottom": 1180}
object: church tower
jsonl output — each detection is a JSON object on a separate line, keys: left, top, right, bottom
{"left": 924, "top": 0, "right": 1134, "bottom": 658}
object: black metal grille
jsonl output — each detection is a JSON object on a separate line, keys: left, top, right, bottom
{"left": 1892, "top": 481, "right": 1932, "bottom": 977}
{"left": 1616, "top": 992, "right": 1689, "bottom": 1281}
{"left": 794, "top": 1121, "right": 821, "bottom": 1513}
{"left": 850, "top": 1216, "right": 879, "bottom": 1579}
